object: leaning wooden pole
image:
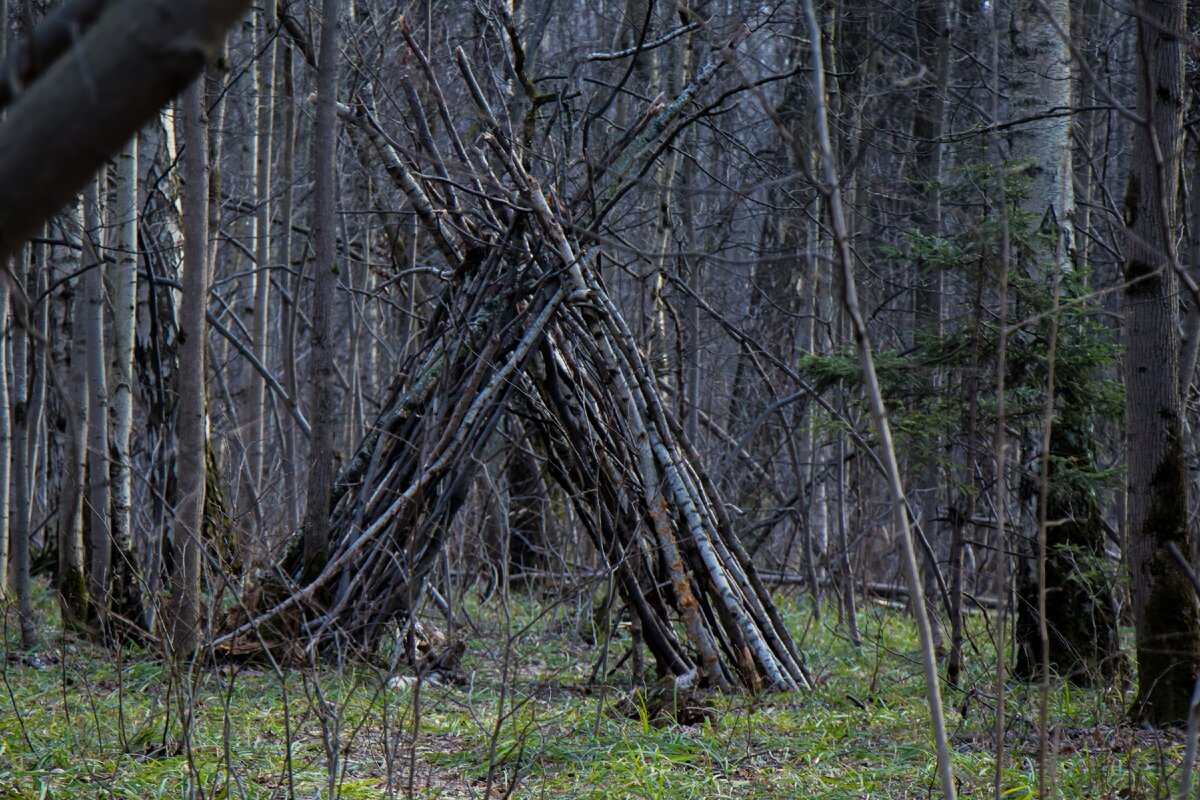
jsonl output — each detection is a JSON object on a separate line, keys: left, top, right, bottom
{"left": 801, "top": 0, "right": 956, "bottom": 794}
{"left": 0, "top": 0, "right": 253, "bottom": 265}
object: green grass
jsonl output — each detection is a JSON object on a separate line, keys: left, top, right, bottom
{"left": 0, "top": 584, "right": 1186, "bottom": 799}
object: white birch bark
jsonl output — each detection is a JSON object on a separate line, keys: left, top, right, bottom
{"left": 12, "top": 237, "right": 47, "bottom": 645}
{"left": 244, "top": 7, "right": 276, "bottom": 544}
{"left": 137, "top": 110, "right": 183, "bottom": 630}
{"left": 108, "top": 135, "right": 137, "bottom": 604}
{"left": 1008, "top": 0, "right": 1074, "bottom": 246}
{"left": 26, "top": 244, "right": 47, "bottom": 574}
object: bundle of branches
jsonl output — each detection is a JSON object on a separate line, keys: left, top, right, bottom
{"left": 228, "top": 22, "right": 809, "bottom": 692}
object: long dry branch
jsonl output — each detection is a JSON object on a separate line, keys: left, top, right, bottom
{"left": 0, "top": 0, "right": 252, "bottom": 263}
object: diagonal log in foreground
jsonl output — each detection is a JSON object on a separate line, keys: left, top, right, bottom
{"left": 235, "top": 30, "right": 810, "bottom": 692}
{"left": 0, "top": 0, "right": 254, "bottom": 265}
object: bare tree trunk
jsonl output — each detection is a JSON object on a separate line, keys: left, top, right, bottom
{"left": 833, "top": 426, "right": 858, "bottom": 643}
{"left": 1123, "top": 0, "right": 1200, "bottom": 726}
{"left": 948, "top": 272, "right": 986, "bottom": 687}
{"left": 58, "top": 201, "right": 91, "bottom": 628}
{"left": 985, "top": 5, "right": 1014, "bottom": 790}
{"left": 12, "top": 238, "right": 45, "bottom": 646}
{"left": 240, "top": 5, "right": 276, "bottom": 563}
{"left": 277, "top": 28, "right": 301, "bottom": 537}
{"left": 1008, "top": 0, "right": 1074, "bottom": 229}
{"left": 0, "top": 0, "right": 8, "bottom": 598}
{"left": 137, "top": 109, "right": 184, "bottom": 635}
{"left": 1003, "top": 0, "right": 1119, "bottom": 687}
{"left": 168, "top": 81, "right": 210, "bottom": 657}
{"left": 83, "top": 177, "right": 112, "bottom": 615}
{"left": 1182, "top": 147, "right": 1200, "bottom": 394}
{"left": 10, "top": 242, "right": 34, "bottom": 646}
{"left": 0, "top": 243, "right": 9, "bottom": 597}
{"left": 301, "top": 0, "right": 340, "bottom": 581}
{"left": 108, "top": 134, "right": 142, "bottom": 629}
{"left": 25, "top": 241, "right": 47, "bottom": 595}
{"left": 911, "top": 0, "right": 952, "bottom": 660}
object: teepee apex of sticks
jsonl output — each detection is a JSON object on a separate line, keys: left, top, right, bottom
{"left": 232, "top": 24, "right": 811, "bottom": 693}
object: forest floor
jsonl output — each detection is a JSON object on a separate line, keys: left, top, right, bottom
{"left": 0, "top": 581, "right": 1187, "bottom": 799}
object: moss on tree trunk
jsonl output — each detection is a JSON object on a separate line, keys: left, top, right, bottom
{"left": 1131, "top": 448, "right": 1200, "bottom": 723}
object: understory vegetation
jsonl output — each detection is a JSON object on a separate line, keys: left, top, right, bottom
{"left": 0, "top": 582, "right": 1185, "bottom": 799}
{"left": 6, "top": 1, "right": 1200, "bottom": 797}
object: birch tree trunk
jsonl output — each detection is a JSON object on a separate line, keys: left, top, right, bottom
{"left": 108, "top": 134, "right": 141, "bottom": 628}
{"left": 137, "top": 110, "right": 185, "bottom": 634}
{"left": 1004, "top": 0, "right": 1119, "bottom": 685}
{"left": 168, "top": 81, "right": 210, "bottom": 656}
{"left": 23, "top": 241, "right": 48, "bottom": 631}
{"left": 12, "top": 237, "right": 45, "bottom": 646}
{"left": 244, "top": 5, "right": 276, "bottom": 552}
{"left": 58, "top": 201, "right": 91, "bottom": 628}
{"left": 1123, "top": 0, "right": 1200, "bottom": 725}
{"left": 1008, "top": 0, "right": 1074, "bottom": 231}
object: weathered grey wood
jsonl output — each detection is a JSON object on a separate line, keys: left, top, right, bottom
{"left": 0, "top": 0, "right": 252, "bottom": 264}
